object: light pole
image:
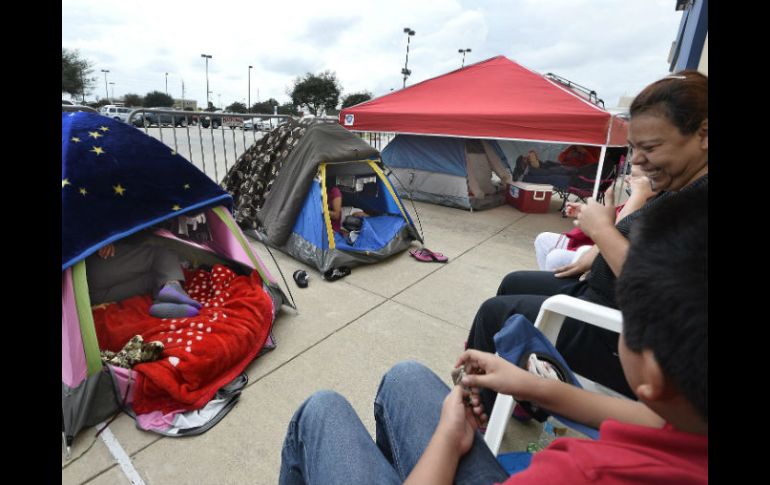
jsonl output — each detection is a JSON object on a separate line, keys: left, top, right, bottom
{"left": 165, "top": 72, "right": 168, "bottom": 95}
{"left": 458, "top": 48, "right": 471, "bottom": 68}
{"left": 109, "top": 82, "right": 115, "bottom": 102}
{"left": 218, "top": 93, "right": 222, "bottom": 109}
{"left": 80, "top": 67, "right": 86, "bottom": 103}
{"left": 248, "top": 65, "right": 253, "bottom": 112}
{"left": 101, "top": 69, "right": 110, "bottom": 101}
{"left": 401, "top": 28, "right": 415, "bottom": 89}
{"left": 201, "top": 54, "right": 212, "bottom": 107}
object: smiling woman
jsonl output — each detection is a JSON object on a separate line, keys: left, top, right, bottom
{"left": 464, "top": 70, "right": 708, "bottom": 411}
{"left": 628, "top": 71, "right": 708, "bottom": 192}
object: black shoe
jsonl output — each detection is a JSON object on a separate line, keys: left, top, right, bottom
{"left": 293, "top": 270, "right": 310, "bottom": 288}
{"left": 323, "top": 266, "right": 351, "bottom": 282}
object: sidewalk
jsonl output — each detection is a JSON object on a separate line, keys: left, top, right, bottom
{"left": 62, "top": 197, "right": 574, "bottom": 484}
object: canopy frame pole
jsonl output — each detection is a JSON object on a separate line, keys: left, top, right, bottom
{"left": 592, "top": 115, "right": 615, "bottom": 199}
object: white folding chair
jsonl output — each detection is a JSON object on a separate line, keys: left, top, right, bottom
{"left": 483, "top": 294, "right": 624, "bottom": 455}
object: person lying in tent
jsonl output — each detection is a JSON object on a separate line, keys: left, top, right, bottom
{"left": 87, "top": 215, "right": 210, "bottom": 319}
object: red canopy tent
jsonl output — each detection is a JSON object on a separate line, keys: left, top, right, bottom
{"left": 339, "top": 56, "right": 628, "bottom": 196}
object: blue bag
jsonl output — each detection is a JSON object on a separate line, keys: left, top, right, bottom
{"left": 493, "top": 314, "right": 599, "bottom": 439}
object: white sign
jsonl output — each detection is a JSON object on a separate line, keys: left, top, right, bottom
{"left": 344, "top": 114, "right": 355, "bottom": 126}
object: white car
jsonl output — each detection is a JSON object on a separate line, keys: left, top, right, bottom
{"left": 243, "top": 117, "right": 273, "bottom": 131}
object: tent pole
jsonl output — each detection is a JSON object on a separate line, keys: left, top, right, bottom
{"left": 592, "top": 115, "right": 615, "bottom": 199}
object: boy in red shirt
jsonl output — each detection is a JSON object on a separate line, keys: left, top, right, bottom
{"left": 279, "top": 185, "right": 707, "bottom": 485}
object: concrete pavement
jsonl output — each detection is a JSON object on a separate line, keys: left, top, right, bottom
{"left": 62, "top": 197, "right": 576, "bottom": 484}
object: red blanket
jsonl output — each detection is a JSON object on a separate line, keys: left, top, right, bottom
{"left": 92, "top": 264, "right": 274, "bottom": 415}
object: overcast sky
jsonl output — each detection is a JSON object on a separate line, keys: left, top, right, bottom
{"left": 62, "top": 0, "right": 682, "bottom": 110}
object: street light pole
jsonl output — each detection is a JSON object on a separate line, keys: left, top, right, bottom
{"left": 109, "top": 82, "right": 115, "bottom": 102}
{"left": 165, "top": 72, "right": 168, "bottom": 95}
{"left": 101, "top": 69, "right": 110, "bottom": 101}
{"left": 201, "top": 54, "right": 212, "bottom": 107}
{"left": 80, "top": 67, "right": 86, "bottom": 103}
{"left": 248, "top": 65, "right": 252, "bottom": 112}
{"left": 458, "top": 48, "right": 472, "bottom": 68}
{"left": 401, "top": 28, "right": 415, "bottom": 89}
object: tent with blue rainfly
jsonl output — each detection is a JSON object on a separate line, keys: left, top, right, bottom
{"left": 222, "top": 118, "right": 422, "bottom": 273}
{"left": 379, "top": 135, "right": 514, "bottom": 210}
{"left": 62, "top": 112, "right": 288, "bottom": 453}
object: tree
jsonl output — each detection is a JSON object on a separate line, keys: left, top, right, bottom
{"left": 277, "top": 103, "right": 300, "bottom": 116}
{"left": 250, "top": 98, "right": 279, "bottom": 114}
{"left": 205, "top": 101, "right": 217, "bottom": 112}
{"left": 143, "top": 90, "right": 174, "bottom": 107}
{"left": 341, "top": 91, "right": 372, "bottom": 109}
{"left": 123, "top": 93, "right": 143, "bottom": 107}
{"left": 226, "top": 102, "right": 247, "bottom": 113}
{"left": 62, "top": 48, "right": 95, "bottom": 101}
{"left": 290, "top": 71, "right": 341, "bottom": 116}
{"left": 93, "top": 98, "right": 112, "bottom": 109}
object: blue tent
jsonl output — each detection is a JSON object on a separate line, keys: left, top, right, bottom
{"left": 381, "top": 135, "right": 514, "bottom": 210}
{"left": 223, "top": 119, "right": 422, "bottom": 273}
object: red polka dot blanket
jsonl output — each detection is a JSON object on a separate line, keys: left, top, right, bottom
{"left": 92, "top": 264, "right": 274, "bottom": 415}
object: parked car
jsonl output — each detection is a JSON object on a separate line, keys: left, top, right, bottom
{"left": 131, "top": 109, "right": 191, "bottom": 127}
{"left": 100, "top": 105, "right": 133, "bottom": 122}
{"left": 199, "top": 115, "right": 222, "bottom": 129}
{"left": 243, "top": 117, "right": 272, "bottom": 131}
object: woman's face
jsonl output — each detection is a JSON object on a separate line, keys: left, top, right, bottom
{"left": 627, "top": 112, "right": 708, "bottom": 192}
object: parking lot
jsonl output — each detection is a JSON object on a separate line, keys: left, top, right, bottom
{"left": 134, "top": 126, "right": 266, "bottom": 183}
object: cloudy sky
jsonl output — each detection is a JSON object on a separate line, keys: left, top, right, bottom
{"left": 62, "top": 0, "right": 682, "bottom": 110}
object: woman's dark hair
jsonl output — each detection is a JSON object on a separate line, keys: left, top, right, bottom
{"left": 630, "top": 70, "right": 707, "bottom": 135}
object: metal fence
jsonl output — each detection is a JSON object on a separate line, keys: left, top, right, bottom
{"left": 356, "top": 131, "right": 396, "bottom": 151}
{"left": 63, "top": 105, "right": 293, "bottom": 184}
{"left": 62, "top": 106, "right": 398, "bottom": 183}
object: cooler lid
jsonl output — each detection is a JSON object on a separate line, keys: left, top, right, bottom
{"left": 510, "top": 182, "right": 553, "bottom": 192}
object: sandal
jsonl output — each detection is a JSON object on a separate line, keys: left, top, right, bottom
{"left": 409, "top": 248, "right": 449, "bottom": 263}
{"left": 323, "top": 266, "right": 351, "bottom": 282}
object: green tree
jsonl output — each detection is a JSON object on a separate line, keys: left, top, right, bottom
{"left": 277, "top": 103, "right": 300, "bottom": 116}
{"left": 290, "top": 71, "right": 341, "bottom": 116}
{"left": 205, "top": 101, "right": 217, "bottom": 112}
{"left": 143, "top": 90, "right": 174, "bottom": 107}
{"left": 62, "top": 48, "right": 94, "bottom": 101}
{"left": 341, "top": 91, "right": 372, "bottom": 109}
{"left": 123, "top": 93, "right": 143, "bottom": 107}
{"left": 93, "top": 98, "right": 112, "bottom": 109}
{"left": 250, "top": 98, "right": 279, "bottom": 114}
{"left": 226, "top": 102, "right": 247, "bottom": 113}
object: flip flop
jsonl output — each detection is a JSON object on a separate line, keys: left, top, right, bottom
{"left": 323, "top": 266, "right": 351, "bottom": 282}
{"left": 409, "top": 248, "right": 449, "bottom": 263}
{"left": 425, "top": 249, "right": 448, "bottom": 263}
{"left": 409, "top": 248, "right": 434, "bottom": 262}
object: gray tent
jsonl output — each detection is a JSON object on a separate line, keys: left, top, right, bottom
{"left": 222, "top": 119, "right": 422, "bottom": 272}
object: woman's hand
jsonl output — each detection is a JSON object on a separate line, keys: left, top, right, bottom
{"left": 626, "top": 175, "right": 657, "bottom": 201}
{"left": 553, "top": 246, "right": 597, "bottom": 279}
{"left": 564, "top": 202, "right": 584, "bottom": 218}
{"left": 574, "top": 187, "right": 617, "bottom": 240}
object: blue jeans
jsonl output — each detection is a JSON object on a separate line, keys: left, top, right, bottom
{"left": 279, "top": 361, "right": 509, "bottom": 485}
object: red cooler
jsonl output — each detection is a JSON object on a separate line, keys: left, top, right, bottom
{"left": 506, "top": 182, "right": 553, "bottom": 213}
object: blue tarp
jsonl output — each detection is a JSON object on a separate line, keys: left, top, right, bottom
{"left": 381, "top": 135, "right": 467, "bottom": 177}
{"left": 334, "top": 215, "right": 407, "bottom": 252}
{"left": 291, "top": 181, "right": 408, "bottom": 252}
